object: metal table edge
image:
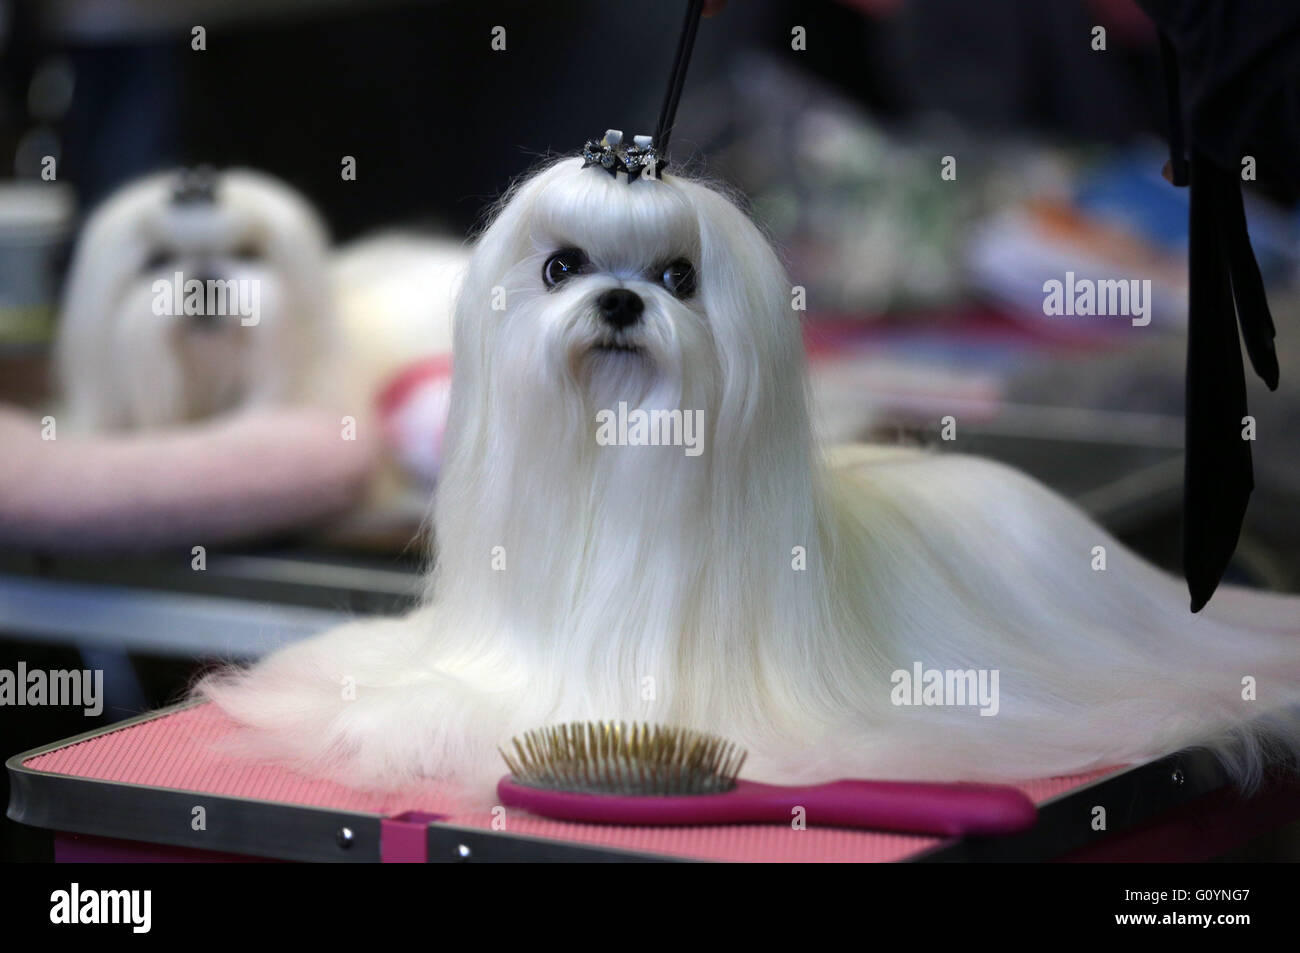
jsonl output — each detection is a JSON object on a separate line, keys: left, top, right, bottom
{"left": 910, "top": 748, "right": 1231, "bottom": 862}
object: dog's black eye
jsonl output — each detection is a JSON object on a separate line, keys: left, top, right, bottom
{"left": 231, "top": 240, "right": 261, "bottom": 262}
{"left": 543, "top": 248, "right": 588, "bottom": 288}
{"left": 141, "top": 249, "right": 175, "bottom": 273}
{"left": 660, "top": 259, "right": 696, "bottom": 298}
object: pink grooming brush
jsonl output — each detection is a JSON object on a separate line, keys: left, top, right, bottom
{"left": 498, "top": 722, "right": 1037, "bottom": 837}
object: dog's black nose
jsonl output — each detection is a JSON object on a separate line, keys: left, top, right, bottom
{"left": 596, "top": 288, "right": 644, "bottom": 329}
{"left": 189, "top": 273, "right": 223, "bottom": 328}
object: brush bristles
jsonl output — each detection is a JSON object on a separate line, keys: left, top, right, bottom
{"left": 500, "top": 721, "right": 748, "bottom": 796}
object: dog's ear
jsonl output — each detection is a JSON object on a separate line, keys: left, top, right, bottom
{"left": 55, "top": 175, "right": 172, "bottom": 430}
{"left": 683, "top": 179, "right": 809, "bottom": 453}
{"left": 454, "top": 162, "right": 563, "bottom": 321}
{"left": 446, "top": 161, "right": 568, "bottom": 431}
{"left": 226, "top": 171, "right": 336, "bottom": 346}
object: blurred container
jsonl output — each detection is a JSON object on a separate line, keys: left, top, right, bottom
{"left": 0, "top": 183, "right": 73, "bottom": 345}
{"left": 0, "top": 182, "right": 74, "bottom": 404}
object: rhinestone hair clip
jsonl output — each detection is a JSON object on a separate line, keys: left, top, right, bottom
{"left": 171, "top": 166, "right": 219, "bottom": 206}
{"left": 581, "top": 129, "right": 662, "bottom": 184}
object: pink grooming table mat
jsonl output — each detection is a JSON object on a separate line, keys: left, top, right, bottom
{"left": 7, "top": 702, "right": 1141, "bottom": 862}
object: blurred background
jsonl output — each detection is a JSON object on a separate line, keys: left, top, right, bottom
{"left": 1, "top": 0, "right": 1298, "bottom": 860}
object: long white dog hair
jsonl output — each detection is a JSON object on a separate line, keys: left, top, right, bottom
{"left": 200, "top": 156, "right": 1300, "bottom": 796}
{"left": 56, "top": 168, "right": 335, "bottom": 431}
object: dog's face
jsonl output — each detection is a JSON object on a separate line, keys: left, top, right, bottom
{"left": 449, "top": 158, "right": 804, "bottom": 442}
{"left": 478, "top": 161, "right": 709, "bottom": 412}
{"left": 128, "top": 187, "right": 287, "bottom": 334}
{"left": 58, "top": 169, "right": 331, "bottom": 429}
{"left": 431, "top": 158, "right": 819, "bottom": 625}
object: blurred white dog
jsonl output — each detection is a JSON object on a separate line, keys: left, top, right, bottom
{"left": 56, "top": 168, "right": 336, "bottom": 431}
{"left": 202, "top": 154, "right": 1300, "bottom": 794}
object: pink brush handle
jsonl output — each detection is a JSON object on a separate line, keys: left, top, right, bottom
{"left": 498, "top": 777, "right": 1037, "bottom": 836}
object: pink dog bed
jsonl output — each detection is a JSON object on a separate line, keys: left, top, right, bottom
{"left": 0, "top": 405, "right": 378, "bottom": 552}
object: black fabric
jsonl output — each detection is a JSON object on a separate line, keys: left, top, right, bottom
{"left": 1183, "top": 154, "right": 1255, "bottom": 612}
{"left": 1140, "top": 0, "right": 1300, "bottom": 196}
{"left": 1216, "top": 172, "right": 1280, "bottom": 391}
{"left": 1140, "top": 2, "right": 1297, "bottom": 609}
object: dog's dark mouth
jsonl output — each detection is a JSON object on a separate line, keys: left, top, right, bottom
{"left": 591, "top": 341, "right": 644, "bottom": 356}
{"left": 190, "top": 311, "right": 226, "bottom": 329}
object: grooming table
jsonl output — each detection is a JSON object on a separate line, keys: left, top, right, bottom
{"left": 8, "top": 702, "right": 1299, "bottom": 862}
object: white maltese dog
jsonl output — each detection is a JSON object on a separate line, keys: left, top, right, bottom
{"left": 201, "top": 155, "right": 1300, "bottom": 794}
{"left": 56, "top": 168, "right": 336, "bottom": 431}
